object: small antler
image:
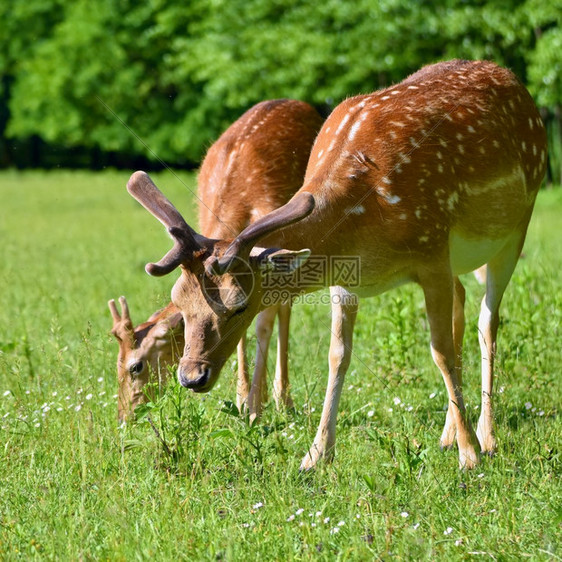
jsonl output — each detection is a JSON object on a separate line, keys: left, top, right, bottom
{"left": 212, "top": 191, "right": 315, "bottom": 274}
{"left": 127, "top": 171, "right": 203, "bottom": 277}
{"left": 108, "top": 296, "right": 134, "bottom": 340}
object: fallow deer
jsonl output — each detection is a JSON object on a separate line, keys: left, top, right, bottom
{"left": 109, "top": 297, "right": 183, "bottom": 423}
{"left": 110, "top": 99, "right": 323, "bottom": 421}
{"left": 126, "top": 60, "right": 547, "bottom": 469}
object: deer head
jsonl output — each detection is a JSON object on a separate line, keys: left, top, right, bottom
{"left": 126, "top": 171, "right": 313, "bottom": 393}
{"left": 109, "top": 296, "right": 184, "bottom": 422}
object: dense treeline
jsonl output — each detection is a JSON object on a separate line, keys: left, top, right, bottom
{"left": 1, "top": 0, "right": 561, "bottom": 182}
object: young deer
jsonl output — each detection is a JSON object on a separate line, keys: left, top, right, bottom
{"left": 109, "top": 297, "right": 183, "bottom": 423}
{"left": 110, "top": 99, "right": 323, "bottom": 421}
{"left": 126, "top": 60, "right": 547, "bottom": 469}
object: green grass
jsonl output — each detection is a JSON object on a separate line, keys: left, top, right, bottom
{"left": 0, "top": 170, "right": 560, "bottom": 560}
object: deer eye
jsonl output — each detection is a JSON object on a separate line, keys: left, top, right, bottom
{"left": 129, "top": 361, "right": 144, "bottom": 377}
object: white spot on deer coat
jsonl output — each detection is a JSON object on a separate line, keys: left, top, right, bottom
{"left": 348, "top": 120, "right": 363, "bottom": 142}
{"left": 385, "top": 194, "right": 401, "bottom": 204}
{"left": 335, "top": 113, "right": 351, "bottom": 136}
{"left": 346, "top": 205, "right": 365, "bottom": 215}
{"left": 447, "top": 191, "right": 459, "bottom": 211}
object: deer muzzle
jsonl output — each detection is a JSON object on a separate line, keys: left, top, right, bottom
{"left": 177, "top": 361, "right": 212, "bottom": 392}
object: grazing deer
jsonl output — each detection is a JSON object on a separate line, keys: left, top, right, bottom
{"left": 110, "top": 99, "right": 323, "bottom": 421}
{"left": 109, "top": 297, "right": 183, "bottom": 423}
{"left": 126, "top": 60, "right": 547, "bottom": 469}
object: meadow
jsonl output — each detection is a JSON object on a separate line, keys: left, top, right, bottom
{"left": 0, "top": 170, "right": 560, "bottom": 560}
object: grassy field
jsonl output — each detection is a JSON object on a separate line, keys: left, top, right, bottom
{"left": 0, "top": 170, "right": 560, "bottom": 560}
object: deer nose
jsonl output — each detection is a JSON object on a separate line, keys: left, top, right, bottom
{"left": 177, "top": 363, "right": 211, "bottom": 391}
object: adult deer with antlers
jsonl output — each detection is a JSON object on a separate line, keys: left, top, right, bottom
{"left": 127, "top": 60, "right": 546, "bottom": 469}
{"left": 110, "top": 99, "right": 323, "bottom": 422}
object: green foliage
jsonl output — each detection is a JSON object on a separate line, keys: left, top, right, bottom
{"left": 1, "top": 0, "right": 561, "bottom": 176}
{"left": 0, "top": 171, "right": 561, "bottom": 559}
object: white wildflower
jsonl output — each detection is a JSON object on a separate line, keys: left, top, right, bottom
{"left": 444, "top": 527, "right": 453, "bottom": 535}
{"left": 295, "top": 508, "right": 304, "bottom": 515}
{"left": 400, "top": 512, "right": 409, "bottom": 518}
{"left": 393, "top": 397, "right": 401, "bottom": 405}
{"left": 252, "top": 502, "right": 264, "bottom": 510}
{"left": 525, "top": 402, "right": 532, "bottom": 410}
{"left": 367, "top": 410, "right": 374, "bottom": 418}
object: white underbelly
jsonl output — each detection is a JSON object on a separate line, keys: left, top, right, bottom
{"left": 449, "top": 230, "right": 512, "bottom": 275}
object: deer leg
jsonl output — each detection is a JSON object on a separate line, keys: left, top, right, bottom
{"left": 477, "top": 231, "right": 525, "bottom": 455}
{"left": 440, "top": 276, "right": 466, "bottom": 449}
{"left": 247, "top": 305, "right": 278, "bottom": 421}
{"left": 236, "top": 335, "right": 250, "bottom": 411}
{"left": 273, "top": 302, "right": 293, "bottom": 410}
{"left": 300, "top": 287, "right": 358, "bottom": 471}
{"left": 420, "top": 268, "right": 480, "bottom": 469}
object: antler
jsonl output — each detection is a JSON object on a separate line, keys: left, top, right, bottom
{"left": 108, "top": 296, "right": 134, "bottom": 340}
{"left": 212, "top": 192, "right": 315, "bottom": 273}
{"left": 127, "top": 171, "right": 203, "bottom": 276}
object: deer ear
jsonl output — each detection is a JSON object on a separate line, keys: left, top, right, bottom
{"left": 151, "top": 313, "right": 184, "bottom": 339}
{"left": 261, "top": 249, "right": 311, "bottom": 274}
{"left": 167, "top": 312, "right": 184, "bottom": 331}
